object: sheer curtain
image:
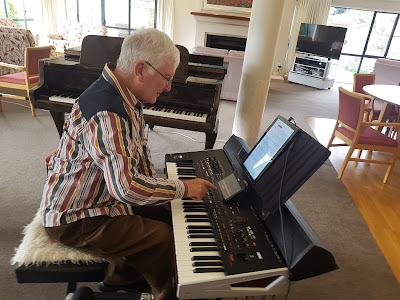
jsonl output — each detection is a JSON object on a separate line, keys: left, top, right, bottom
{"left": 38, "top": 0, "right": 67, "bottom": 40}
{"left": 284, "top": 0, "right": 332, "bottom": 74}
{"left": 156, "top": 0, "right": 174, "bottom": 39}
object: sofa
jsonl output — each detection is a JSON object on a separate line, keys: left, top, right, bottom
{"left": 373, "top": 58, "right": 400, "bottom": 85}
{"left": 191, "top": 46, "right": 284, "bottom": 101}
{"left": 0, "top": 26, "right": 36, "bottom": 76}
{"left": 192, "top": 46, "right": 244, "bottom": 101}
{"left": 0, "top": 17, "right": 17, "bottom": 27}
{"left": 48, "top": 22, "right": 108, "bottom": 52}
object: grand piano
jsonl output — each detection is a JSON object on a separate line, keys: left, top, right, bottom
{"left": 30, "top": 35, "right": 226, "bottom": 149}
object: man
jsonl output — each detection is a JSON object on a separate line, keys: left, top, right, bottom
{"left": 40, "top": 28, "right": 216, "bottom": 300}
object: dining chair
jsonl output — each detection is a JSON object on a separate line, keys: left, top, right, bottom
{"left": 327, "top": 87, "right": 400, "bottom": 183}
{"left": 0, "top": 45, "right": 54, "bottom": 116}
{"left": 353, "top": 73, "right": 375, "bottom": 121}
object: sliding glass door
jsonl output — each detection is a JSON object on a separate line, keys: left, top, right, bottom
{"left": 327, "top": 7, "right": 400, "bottom": 84}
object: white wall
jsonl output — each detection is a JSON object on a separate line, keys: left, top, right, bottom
{"left": 172, "top": 0, "right": 400, "bottom": 73}
{"left": 173, "top": 0, "right": 202, "bottom": 50}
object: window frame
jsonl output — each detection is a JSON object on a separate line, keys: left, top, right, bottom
{"left": 329, "top": 7, "right": 400, "bottom": 74}
{"left": 73, "top": 0, "right": 158, "bottom": 35}
{"left": 0, "top": 0, "right": 34, "bottom": 29}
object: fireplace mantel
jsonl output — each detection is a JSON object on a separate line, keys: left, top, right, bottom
{"left": 191, "top": 12, "right": 250, "bottom": 22}
{"left": 191, "top": 11, "right": 250, "bottom": 47}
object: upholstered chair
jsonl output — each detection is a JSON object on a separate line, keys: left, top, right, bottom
{"left": 327, "top": 87, "right": 400, "bottom": 183}
{"left": 0, "top": 17, "right": 17, "bottom": 27}
{"left": 48, "top": 22, "right": 107, "bottom": 53}
{"left": 0, "top": 26, "right": 36, "bottom": 76}
{"left": 0, "top": 46, "right": 54, "bottom": 116}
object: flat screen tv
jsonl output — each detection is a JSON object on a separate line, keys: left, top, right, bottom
{"left": 296, "top": 23, "right": 347, "bottom": 60}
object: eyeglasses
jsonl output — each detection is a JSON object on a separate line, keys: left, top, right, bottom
{"left": 145, "top": 61, "right": 173, "bottom": 85}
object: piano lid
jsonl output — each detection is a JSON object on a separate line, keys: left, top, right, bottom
{"left": 79, "top": 35, "right": 191, "bottom": 81}
{"left": 79, "top": 35, "right": 124, "bottom": 68}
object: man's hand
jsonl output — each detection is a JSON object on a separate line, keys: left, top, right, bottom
{"left": 184, "top": 178, "right": 217, "bottom": 201}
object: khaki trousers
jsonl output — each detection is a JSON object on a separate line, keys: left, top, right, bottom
{"left": 45, "top": 205, "right": 178, "bottom": 300}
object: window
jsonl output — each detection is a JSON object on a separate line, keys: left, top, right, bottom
{"left": 327, "top": 7, "right": 400, "bottom": 84}
{"left": 66, "top": 0, "right": 157, "bottom": 37}
{"left": 0, "top": 0, "right": 35, "bottom": 30}
{"left": 387, "top": 22, "right": 400, "bottom": 60}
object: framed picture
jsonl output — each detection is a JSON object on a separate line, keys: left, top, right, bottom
{"left": 201, "top": 0, "right": 253, "bottom": 15}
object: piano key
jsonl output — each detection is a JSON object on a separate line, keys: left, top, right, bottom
{"left": 178, "top": 176, "right": 197, "bottom": 179}
{"left": 192, "top": 256, "right": 221, "bottom": 261}
{"left": 192, "top": 261, "right": 223, "bottom": 267}
{"left": 176, "top": 162, "right": 194, "bottom": 167}
{"left": 186, "top": 225, "right": 212, "bottom": 229}
{"left": 184, "top": 214, "right": 209, "bottom": 218}
{"left": 189, "top": 242, "right": 216, "bottom": 246}
{"left": 187, "top": 229, "right": 214, "bottom": 234}
{"left": 182, "top": 202, "right": 205, "bottom": 206}
{"left": 190, "top": 247, "right": 218, "bottom": 252}
{"left": 188, "top": 234, "right": 215, "bottom": 238}
{"left": 177, "top": 170, "right": 196, "bottom": 175}
{"left": 186, "top": 219, "right": 211, "bottom": 223}
{"left": 193, "top": 267, "right": 225, "bottom": 273}
{"left": 183, "top": 208, "right": 208, "bottom": 212}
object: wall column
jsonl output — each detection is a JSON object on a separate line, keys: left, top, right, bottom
{"left": 232, "top": 0, "right": 286, "bottom": 148}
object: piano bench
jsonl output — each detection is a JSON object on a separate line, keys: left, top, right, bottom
{"left": 15, "top": 261, "right": 107, "bottom": 294}
{"left": 11, "top": 210, "right": 109, "bottom": 295}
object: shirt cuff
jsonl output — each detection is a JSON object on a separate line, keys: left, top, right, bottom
{"left": 180, "top": 180, "right": 188, "bottom": 198}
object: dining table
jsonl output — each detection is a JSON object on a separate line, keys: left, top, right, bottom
{"left": 363, "top": 84, "right": 400, "bottom": 132}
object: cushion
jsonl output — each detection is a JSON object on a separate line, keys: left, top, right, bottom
{"left": 61, "top": 21, "right": 83, "bottom": 44}
{"left": 11, "top": 210, "right": 106, "bottom": 267}
{"left": 228, "top": 50, "right": 245, "bottom": 58}
{"left": 82, "top": 24, "right": 107, "bottom": 37}
{"left": 337, "top": 125, "right": 398, "bottom": 147}
{"left": 0, "top": 27, "right": 36, "bottom": 76}
{"left": 0, "top": 72, "right": 39, "bottom": 85}
{"left": 192, "top": 46, "right": 229, "bottom": 57}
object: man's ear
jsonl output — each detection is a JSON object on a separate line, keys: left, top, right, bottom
{"left": 134, "top": 60, "right": 146, "bottom": 82}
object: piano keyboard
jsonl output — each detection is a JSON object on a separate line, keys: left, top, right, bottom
{"left": 45, "top": 95, "right": 209, "bottom": 124}
{"left": 48, "top": 94, "right": 78, "bottom": 104}
{"left": 167, "top": 161, "right": 289, "bottom": 299}
{"left": 143, "top": 106, "right": 208, "bottom": 123}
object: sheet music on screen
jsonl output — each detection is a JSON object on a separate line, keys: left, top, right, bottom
{"left": 243, "top": 118, "right": 295, "bottom": 181}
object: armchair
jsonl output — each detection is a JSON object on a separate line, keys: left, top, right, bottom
{"left": 0, "top": 46, "right": 54, "bottom": 116}
{"left": 48, "top": 22, "right": 107, "bottom": 53}
{"left": 0, "top": 26, "right": 36, "bottom": 76}
{"left": 0, "top": 17, "right": 17, "bottom": 27}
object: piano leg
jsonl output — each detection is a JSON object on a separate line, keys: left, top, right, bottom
{"left": 205, "top": 119, "right": 218, "bottom": 150}
{"left": 50, "top": 110, "right": 65, "bottom": 138}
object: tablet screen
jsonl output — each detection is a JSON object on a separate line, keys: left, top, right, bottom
{"left": 243, "top": 117, "right": 298, "bottom": 181}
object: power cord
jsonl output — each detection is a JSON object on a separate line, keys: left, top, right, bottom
{"left": 278, "top": 136, "right": 296, "bottom": 266}
{"left": 1, "top": 99, "right": 48, "bottom": 112}
{"left": 145, "top": 125, "right": 227, "bottom": 144}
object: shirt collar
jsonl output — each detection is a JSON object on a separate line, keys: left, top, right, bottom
{"left": 102, "top": 62, "right": 140, "bottom": 111}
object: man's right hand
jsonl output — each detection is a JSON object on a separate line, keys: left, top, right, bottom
{"left": 184, "top": 178, "right": 217, "bottom": 201}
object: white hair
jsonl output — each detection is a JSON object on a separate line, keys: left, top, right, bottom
{"left": 116, "top": 28, "right": 180, "bottom": 74}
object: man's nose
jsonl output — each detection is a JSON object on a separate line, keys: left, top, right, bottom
{"left": 164, "top": 82, "right": 172, "bottom": 92}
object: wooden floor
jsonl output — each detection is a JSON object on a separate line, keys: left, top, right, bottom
{"left": 307, "top": 117, "right": 400, "bottom": 284}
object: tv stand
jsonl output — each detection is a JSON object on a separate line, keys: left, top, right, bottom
{"left": 288, "top": 53, "right": 334, "bottom": 89}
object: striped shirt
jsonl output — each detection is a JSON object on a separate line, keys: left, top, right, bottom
{"left": 40, "top": 63, "right": 188, "bottom": 227}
